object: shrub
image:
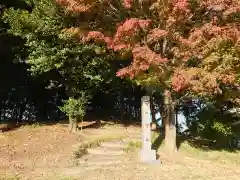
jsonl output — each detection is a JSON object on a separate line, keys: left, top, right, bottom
{"left": 59, "top": 92, "right": 90, "bottom": 132}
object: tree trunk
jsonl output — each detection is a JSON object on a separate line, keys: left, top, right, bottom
{"left": 120, "top": 94, "right": 124, "bottom": 122}
{"left": 128, "top": 97, "right": 133, "bottom": 123}
{"left": 69, "top": 116, "right": 77, "bottom": 133}
{"left": 164, "top": 90, "right": 176, "bottom": 152}
{"left": 176, "top": 111, "right": 179, "bottom": 134}
{"left": 150, "top": 96, "right": 156, "bottom": 130}
{"left": 18, "top": 97, "right": 27, "bottom": 123}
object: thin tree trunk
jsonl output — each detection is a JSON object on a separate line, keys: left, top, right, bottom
{"left": 127, "top": 96, "right": 132, "bottom": 123}
{"left": 175, "top": 111, "right": 179, "bottom": 134}
{"left": 155, "top": 94, "right": 165, "bottom": 134}
{"left": 18, "top": 97, "right": 27, "bottom": 124}
{"left": 150, "top": 96, "right": 156, "bottom": 130}
{"left": 2, "top": 100, "right": 7, "bottom": 120}
{"left": 164, "top": 90, "right": 176, "bottom": 152}
{"left": 120, "top": 93, "right": 124, "bottom": 122}
{"left": 69, "top": 116, "right": 77, "bottom": 133}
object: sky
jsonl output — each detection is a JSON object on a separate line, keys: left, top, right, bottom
{"left": 154, "top": 111, "right": 187, "bottom": 132}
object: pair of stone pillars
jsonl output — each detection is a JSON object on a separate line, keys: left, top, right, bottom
{"left": 140, "top": 96, "right": 160, "bottom": 163}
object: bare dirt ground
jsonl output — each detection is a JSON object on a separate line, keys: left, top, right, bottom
{"left": 0, "top": 123, "right": 82, "bottom": 179}
{"left": 0, "top": 122, "right": 240, "bottom": 180}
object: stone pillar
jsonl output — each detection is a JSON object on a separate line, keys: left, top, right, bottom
{"left": 140, "top": 96, "right": 159, "bottom": 163}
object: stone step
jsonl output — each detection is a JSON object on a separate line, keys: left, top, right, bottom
{"left": 81, "top": 153, "right": 120, "bottom": 161}
{"left": 122, "top": 137, "right": 141, "bottom": 143}
{"left": 126, "top": 134, "right": 141, "bottom": 138}
{"left": 79, "top": 159, "right": 122, "bottom": 166}
{"left": 83, "top": 164, "right": 119, "bottom": 171}
{"left": 126, "top": 138, "right": 141, "bottom": 143}
{"left": 79, "top": 154, "right": 123, "bottom": 166}
{"left": 101, "top": 141, "right": 127, "bottom": 149}
{"left": 87, "top": 147, "right": 124, "bottom": 156}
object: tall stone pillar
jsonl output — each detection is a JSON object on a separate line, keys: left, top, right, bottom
{"left": 140, "top": 96, "right": 159, "bottom": 163}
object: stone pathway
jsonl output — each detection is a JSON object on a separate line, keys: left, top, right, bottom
{"left": 77, "top": 131, "right": 142, "bottom": 170}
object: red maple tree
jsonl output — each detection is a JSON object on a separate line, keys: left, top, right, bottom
{"left": 57, "top": 0, "right": 240, "bottom": 151}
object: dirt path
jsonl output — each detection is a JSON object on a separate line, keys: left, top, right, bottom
{"left": 0, "top": 123, "right": 139, "bottom": 179}
{"left": 73, "top": 142, "right": 240, "bottom": 180}
{"left": 0, "top": 123, "right": 240, "bottom": 180}
{"left": 73, "top": 149, "right": 240, "bottom": 180}
{"left": 0, "top": 124, "right": 82, "bottom": 178}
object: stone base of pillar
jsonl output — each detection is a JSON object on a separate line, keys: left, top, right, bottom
{"left": 139, "top": 149, "right": 157, "bottom": 162}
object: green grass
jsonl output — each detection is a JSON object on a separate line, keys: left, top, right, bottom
{"left": 123, "top": 131, "right": 240, "bottom": 165}
{"left": 30, "top": 122, "right": 41, "bottom": 128}
{"left": 46, "top": 174, "right": 79, "bottom": 180}
{"left": 19, "top": 122, "right": 42, "bottom": 129}
{"left": 59, "top": 177, "right": 78, "bottom": 180}
{"left": 0, "top": 174, "right": 20, "bottom": 180}
{"left": 151, "top": 132, "right": 240, "bottom": 165}
{"left": 124, "top": 131, "right": 162, "bottom": 152}
{"left": 124, "top": 141, "right": 142, "bottom": 152}
{"left": 179, "top": 141, "right": 240, "bottom": 164}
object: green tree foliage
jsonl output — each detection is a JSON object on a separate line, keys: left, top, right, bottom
{"left": 59, "top": 92, "right": 90, "bottom": 132}
{"left": 182, "top": 99, "right": 240, "bottom": 148}
{"left": 56, "top": 0, "right": 240, "bottom": 152}
{"left": 3, "top": 0, "right": 113, "bottom": 93}
{"left": 1, "top": 0, "right": 239, "bottom": 153}
{"left": 0, "top": 0, "right": 32, "bottom": 123}
{"left": 3, "top": 0, "right": 117, "bottom": 125}
{"left": 1, "top": 0, "right": 144, "bottom": 128}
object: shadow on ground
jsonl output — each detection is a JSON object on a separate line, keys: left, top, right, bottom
{"left": 151, "top": 134, "right": 164, "bottom": 151}
{"left": 151, "top": 133, "right": 185, "bottom": 151}
{"left": 0, "top": 114, "right": 141, "bottom": 133}
{"left": 1, "top": 115, "right": 238, "bottom": 152}
{"left": 150, "top": 133, "right": 239, "bottom": 152}
{"left": 183, "top": 136, "right": 239, "bottom": 152}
